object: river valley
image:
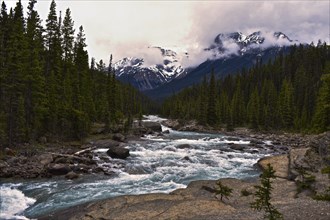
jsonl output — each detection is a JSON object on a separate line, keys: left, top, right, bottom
{"left": 1, "top": 116, "right": 286, "bottom": 219}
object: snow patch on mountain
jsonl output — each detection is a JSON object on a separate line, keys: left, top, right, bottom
{"left": 114, "top": 46, "right": 188, "bottom": 90}
{"left": 114, "top": 46, "right": 187, "bottom": 80}
{"left": 113, "top": 31, "right": 296, "bottom": 91}
{"left": 206, "top": 31, "right": 294, "bottom": 60}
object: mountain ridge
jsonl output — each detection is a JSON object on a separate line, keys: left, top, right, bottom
{"left": 114, "top": 31, "right": 296, "bottom": 95}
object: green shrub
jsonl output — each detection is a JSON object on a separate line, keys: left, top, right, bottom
{"left": 313, "top": 187, "right": 330, "bottom": 201}
{"left": 214, "top": 181, "right": 233, "bottom": 201}
{"left": 321, "top": 166, "right": 330, "bottom": 178}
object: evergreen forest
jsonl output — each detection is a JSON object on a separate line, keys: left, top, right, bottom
{"left": 1, "top": 0, "right": 329, "bottom": 148}
{"left": 0, "top": 0, "right": 153, "bottom": 146}
{"left": 161, "top": 43, "right": 330, "bottom": 133}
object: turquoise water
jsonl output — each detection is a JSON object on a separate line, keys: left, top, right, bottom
{"left": 0, "top": 116, "right": 272, "bottom": 219}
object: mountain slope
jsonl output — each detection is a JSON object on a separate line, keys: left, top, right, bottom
{"left": 145, "top": 31, "right": 295, "bottom": 100}
{"left": 114, "top": 47, "right": 187, "bottom": 91}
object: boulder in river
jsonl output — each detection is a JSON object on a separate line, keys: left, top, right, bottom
{"left": 65, "top": 171, "right": 80, "bottom": 180}
{"left": 107, "top": 146, "right": 130, "bottom": 159}
{"left": 182, "top": 156, "right": 192, "bottom": 162}
{"left": 226, "top": 137, "right": 240, "bottom": 142}
{"left": 177, "top": 144, "right": 193, "bottom": 149}
{"left": 48, "top": 164, "right": 71, "bottom": 175}
{"left": 142, "top": 121, "right": 162, "bottom": 132}
{"left": 230, "top": 144, "right": 245, "bottom": 151}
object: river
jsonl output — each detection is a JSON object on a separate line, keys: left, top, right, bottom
{"left": 0, "top": 115, "right": 275, "bottom": 219}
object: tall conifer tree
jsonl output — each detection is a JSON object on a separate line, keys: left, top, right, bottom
{"left": 207, "top": 70, "right": 217, "bottom": 126}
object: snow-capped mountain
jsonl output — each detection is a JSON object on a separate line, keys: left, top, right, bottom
{"left": 115, "top": 31, "right": 296, "bottom": 94}
{"left": 206, "top": 31, "right": 293, "bottom": 58}
{"left": 114, "top": 47, "right": 187, "bottom": 91}
{"left": 146, "top": 31, "right": 297, "bottom": 100}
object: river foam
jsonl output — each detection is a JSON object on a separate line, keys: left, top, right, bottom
{"left": 1, "top": 115, "right": 272, "bottom": 219}
{"left": 0, "top": 185, "right": 36, "bottom": 220}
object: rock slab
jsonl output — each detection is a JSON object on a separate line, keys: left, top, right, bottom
{"left": 258, "top": 154, "right": 289, "bottom": 179}
{"left": 107, "top": 146, "right": 130, "bottom": 159}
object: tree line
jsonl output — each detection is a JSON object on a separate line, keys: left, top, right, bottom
{"left": 161, "top": 43, "right": 330, "bottom": 133}
{"left": 0, "top": 0, "right": 153, "bottom": 146}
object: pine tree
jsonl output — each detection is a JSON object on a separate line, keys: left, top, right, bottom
{"left": 0, "top": 2, "right": 8, "bottom": 144}
{"left": 61, "top": 8, "right": 75, "bottom": 116}
{"left": 207, "top": 70, "right": 217, "bottom": 126}
{"left": 16, "top": 95, "right": 27, "bottom": 142}
{"left": 231, "top": 79, "right": 245, "bottom": 126}
{"left": 4, "top": 0, "right": 28, "bottom": 145}
{"left": 215, "top": 181, "right": 233, "bottom": 201}
{"left": 94, "top": 59, "right": 107, "bottom": 121}
{"left": 62, "top": 8, "right": 74, "bottom": 63}
{"left": 279, "top": 79, "right": 294, "bottom": 129}
{"left": 72, "top": 25, "right": 91, "bottom": 139}
{"left": 247, "top": 88, "right": 260, "bottom": 130}
{"left": 25, "top": 0, "right": 47, "bottom": 139}
{"left": 251, "top": 164, "right": 283, "bottom": 220}
{"left": 105, "top": 54, "right": 114, "bottom": 131}
{"left": 313, "top": 71, "right": 330, "bottom": 132}
{"left": 260, "top": 80, "right": 278, "bottom": 130}
{"left": 45, "top": 0, "right": 62, "bottom": 134}
{"left": 198, "top": 76, "right": 207, "bottom": 125}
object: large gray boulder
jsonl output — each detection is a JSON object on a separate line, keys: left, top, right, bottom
{"left": 142, "top": 121, "right": 162, "bottom": 132}
{"left": 288, "top": 147, "right": 314, "bottom": 178}
{"left": 48, "top": 164, "right": 71, "bottom": 175}
{"left": 230, "top": 144, "right": 245, "bottom": 151}
{"left": 107, "top": 146, "right": 130, "bottom": 159}
{"left": 177, "top": 144, "right": 193, "bottom": 149}
{"left": 257, "top": 154, "right": 289, "bottom": 179}
{"left": 65, "top": 171, "right": 80, "bottom": 180}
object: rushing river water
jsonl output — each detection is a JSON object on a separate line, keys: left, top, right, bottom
{"left": 0, "top": 115, "right": 275, "bottom": 219}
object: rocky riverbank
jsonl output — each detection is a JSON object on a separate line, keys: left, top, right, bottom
{"left": 35, "top": 119, "right": 329, "bottom": 220}
{"left": 0, "top": 121, "right": 163, "bottom": 179}
{"left": 2, "top": 117, "right": 329, "bottom": 219}
{"left": 40, "top": 178, "right": 329, "bottom": 220}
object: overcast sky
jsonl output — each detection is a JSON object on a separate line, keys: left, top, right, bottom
{"left": 4, "top": 0, "right": 330, "bottom": 64}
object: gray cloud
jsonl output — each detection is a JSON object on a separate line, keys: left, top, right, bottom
{"left": 5, "top": 0, "right": 329, "bottom": 65}
{"left": 188, "top": 1, "right": 329, "bottom": 47}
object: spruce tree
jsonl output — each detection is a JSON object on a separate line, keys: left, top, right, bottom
{"left": 62, "top": 8, "right": 74, "bottom": 63}
{"left": 5, "top": 0, "right": 28, "bottom": 145}
{"left": 207, "top": 70, "right": 217, "bottom": 126}
{"left": 279, "top": 79, "right": 294, "bottom": 129}
{"left": 215, "top": 181, "right": 233, "bottom": 201}
{"left": 247, "top": 88, "right": 260, "bottom": 130}
{"left": 198, "top": 76, "right": 207, "bottom": 125}
{"left": 45, "top": 0, "right": 62, "bottom": 134}
{"left": 72, "top": 25, "right": 91, "bottom": 138}
{"left": 231, "top": 79, "right": 245, "bottom": 126}
{"left": 105, "top": 54, "right": 114, "bottom": 130}
{"left": 313, "top": 72, "right": 330, "bottom": 132}
{"left": 25, "top": 0, "right": 47, "bottom": 139}
{"left": 0, "top": 2, "right": 8, "bottom": 143}
{"left": 251, "top": 164, "right": 283, "bottom": 220}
